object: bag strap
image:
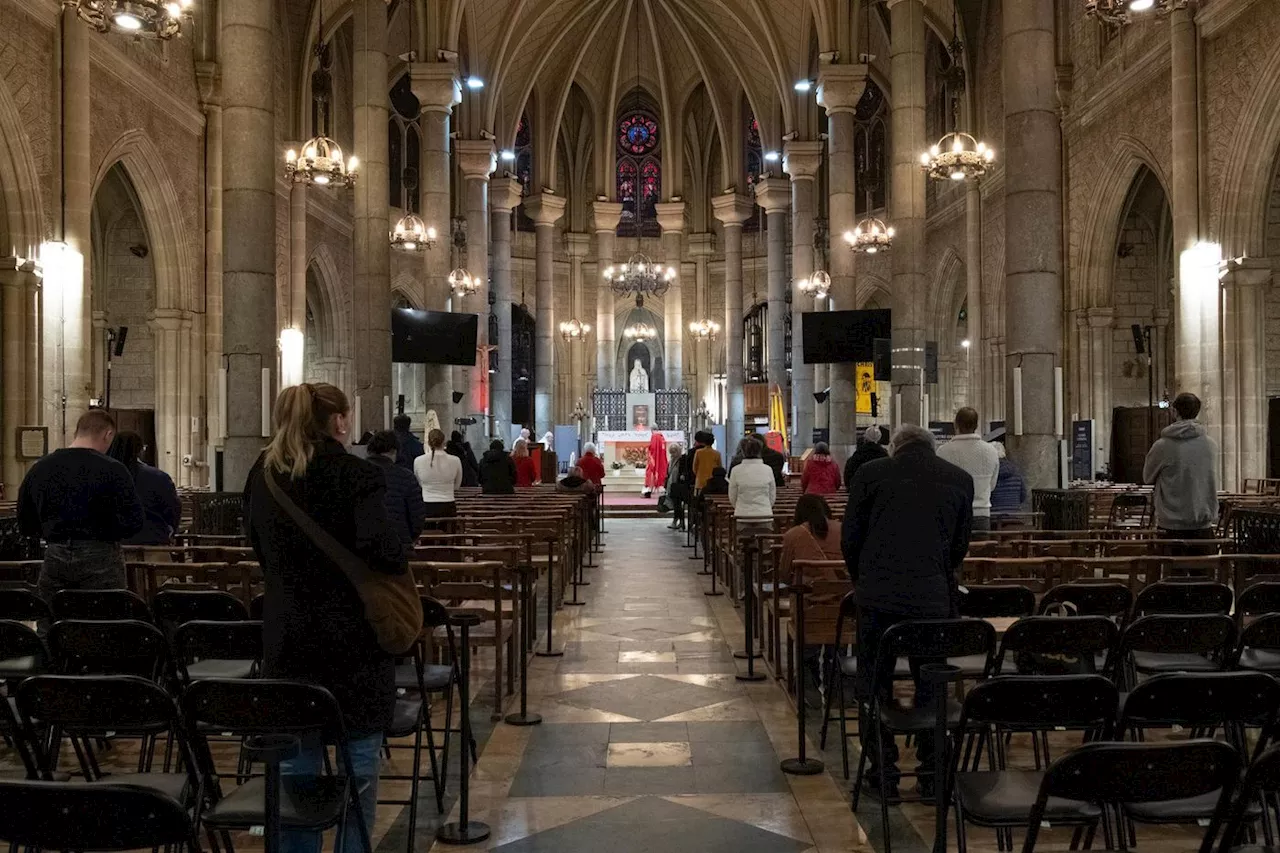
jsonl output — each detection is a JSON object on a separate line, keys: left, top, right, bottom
{"left": 264, "top": 468, "right": 369, "bottom": 585}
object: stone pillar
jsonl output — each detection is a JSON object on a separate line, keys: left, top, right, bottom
{"left": 817, "top": 64, "right": 868, "bottom": 462}
{"left": 786, "top": 141, "right": 824, "bottom": 452}
{"left": 687, "top": 233, "right": 715, "bottom": 409}
{"left": 58, "top": 9, "right": 91, "bottom": 442}
{"left": 965, "top": 182, "right": 984, "bottom": 416}
{"left": 655, "top": 201, "right": 686, "bottom": 389}
{"left": 456, "top": 140, "right": 494, "bottom": 441}
{"left": 592, "top": 202, "right": 624, "bottom": 389}
{"left": 221, "top": 0, "right": 276, "bottom": 489}
{"left": 1003, "top": 0, "right": 1064, "bottom": 489}
{"left": 753, "top": 178, "right": 790, "bottom": 393}
{"left": 352, "top": 0, "right": 391, "bottom": 430}
{"left": 564, "top": 232, "right": 591, "bottom": 414}
{"left": 525, "top": 193, "right": 566, "bottom": 432}
{"left": 889, "top": 0, "right": 927, "bottom": 426}
{"left": 489, "top": 176, "right": 521, "bottom": 443}
{"left": 288, "top": 181, "right": 307, "bottom": 335}
{"left": 1223, "top": 259, "right": 1271, "bottom": 489}
{"left": 1085, "top": 307, "right": 1113, "bottom": 476}
{"left": 410, "top": 63, "right": 460, "bottom": 429}
{"left": 713, "top": 194, "right": 754, "bottom": 450}
{"left": 1170, "top": 4, "right": 1200, "bottom": 388}
{"left": 150, "top": 309, "right": 185, "bottom": 477}
{"left": 0, "top": 260, "right": 37, "bottom": 489}
{"left": 197, "top": 61, "right": 222, "bottom": 476}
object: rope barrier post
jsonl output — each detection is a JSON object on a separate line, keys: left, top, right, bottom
{"left": 535, "top": 548, "right": 563, "bottom": 657}
{"left": 505, "top": 565, "right": 542, "bottom": 726}
{"left": 243, "top": 734, "right": 300, "bottom": 853}
{"left": 920, "top": 663, "right": 962, "bottom": 853}
{"left": 736, "top": 538, "right": 766, "bottom": 681}
{"left": 436, "top": 612, "right": 491, "bottom": 845}
{"left": 780, "top": 581, "right": 823, "bottom": 775}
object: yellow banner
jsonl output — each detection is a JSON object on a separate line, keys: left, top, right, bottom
{"left": 855, "top": 362, "right": 876, "bottom": 415}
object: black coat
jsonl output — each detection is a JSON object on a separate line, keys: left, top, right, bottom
{"left": 842, "top": 443, "right": 973, "bottom": 617}
{"left": 479, "top": 448, "right": 517, "bottom": 494}
{"left": 843, "top": 441, "right": 887, "bottom": 490}
{"left": 394, "top": 429, "right": 425, "bottom": 470}
{"left": 761, "top": 446, "right": 786, "bottom": 486}
{"left": 244, "top": 439, "right": 406, "bottom": 735}
{"left": 368, "top": 455, "right": 427, "bottom": 545}
{"left": 446, "top": 440, "right": 481, "bottom": 487}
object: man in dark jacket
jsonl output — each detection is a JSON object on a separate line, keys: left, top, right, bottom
{"left": 366, "top": 430, "right": 427, "bottom": 545}
{"left": 479, "top": 440, "right": 518, "bottom": 494}
{"left": 446, "top": 430, "right": 481, "bottom": 487}
{"left": 392, "top": 415, "right": 425, "bottom": 470}
{"left": 844, "top": 425, "right": 888, "bottom": 490}
{"left": 842, "top": 424, "right": 973, "bottom": 799}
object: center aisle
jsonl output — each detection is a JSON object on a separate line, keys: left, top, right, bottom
{"left": 425, "top": 518, "right": 868, "bottom": 853}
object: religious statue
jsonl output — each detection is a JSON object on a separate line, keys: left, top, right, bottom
{"left": 628, "top": 359, "right": 650, "bottom": 393}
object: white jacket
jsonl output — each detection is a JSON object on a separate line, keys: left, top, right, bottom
{"left": 937, "top": 433, "right": 1000, "bottom": 516}
{"left": 729, "top": 458, "right": 777, "bottom": 520}
{"left": 414, "top": 450, "right": 463, "bottom": 503}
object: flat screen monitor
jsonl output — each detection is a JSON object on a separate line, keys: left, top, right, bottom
{"left": 801, "top": 309, "right": 891, "bottom": 364}
{"left": 391, "top": 308, "right": 478, "bottom": 366}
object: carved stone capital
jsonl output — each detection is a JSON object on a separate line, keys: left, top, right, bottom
{"left": 195, "top": 60, "right": 220, "bottom": 107}
{"left": 783, "top": 141, "right": 825, "bottom": 181}
{"left": 654, "top": 201, "right": 686, "bottom": 235}
{"left": 1223, "top": 257, "right": 1273, "bottom": 290}
{"left": 711, "top": 193, "right": 754, "bottom": 226}
{"left": 590, "top": 200, "right": 624, "bottom": 233}
{"left": 816, "top": 63, "right": 869, "bottom": 114}
{"left": 564, "top": 232, "right": 591, "bottom": 258}
{"left": 410, "top": 61, "right": 461, "bottom": 113}
{"left": 753, "top": 178, "right": 790, "bottom": 215}
{"left": 1086, "top": 307, "right": 1114, "bottom": 329}
{"left": 455, "top": 139, "right": 495, "bottom": 181}
{"left": 489, "top": 176, "right": 523, "bottom": 214}
{"left": 687, "top": 233, "right": 715, "bottom": 258}
{"left": 525, "top": 192, "right": 567, "bottom": 228}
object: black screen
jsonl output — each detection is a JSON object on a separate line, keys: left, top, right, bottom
{"left": 801, "top": 309, "right": 892, "bottom": 364}
{"left": 391, "top": 308, "right": 478, "bottom": 366}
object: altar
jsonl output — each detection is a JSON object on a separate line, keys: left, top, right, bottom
{"left": 597, "top": 429, "right": 687, "bottom": 467}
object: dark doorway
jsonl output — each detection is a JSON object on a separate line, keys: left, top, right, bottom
{"left": 107, "top": 408, "right": 157, "bottom": 467}
{"left": 512, "top": 305, "right": 535, "bottom": 428}
{"left": 1110, "top": 405, "right": 1172, "bottom": 484}
{"left": 1268, "top": 398, "right": 1280, "bottom": 479}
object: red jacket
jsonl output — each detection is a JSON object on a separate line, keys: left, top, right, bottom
{"left": 801, "top": 455, "right": 842, "bottom": 495}
{"left": 579, "top": 453, "right": 605, "bottom": 486}
{"left": 515, "top": 455, "right": 538, "bottom": 487}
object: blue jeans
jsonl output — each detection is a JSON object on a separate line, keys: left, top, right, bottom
{"left": 280, "top": 733, "right": 382, "bottom": 853}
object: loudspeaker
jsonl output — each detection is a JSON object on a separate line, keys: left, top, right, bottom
{"left": 872, "top": 338, "right": 892, "bottom": 381}
{"left": 813, "top": 387, "right": 830, "bottom": 404}
{"left": 869, "top": 392, "right": 879, "bottom": 418}
{"left": 1131, "top": 324, "right": 1146, "bottom": 355}
{"left": 113, "top": 326, "right": 129, "bottom": 358}
{"left": 924, "top": 341, "right": 939, "bottom": 385}
{"left": 396, "top": 394, "right": 405, "bottom": 416}
{"left": 451, "top": 391, "right": 464, "bottom": 404}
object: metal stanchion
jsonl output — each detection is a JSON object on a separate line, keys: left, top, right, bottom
{"left": 735, "top": 539, "right": 766, "bottom": 681}
{"left": 566, "top": 554, "right": 586, "bottom": 606}
{"left": 920, "top": 663, "right": 962, "bottom": 853}
{"left": 244, "top": 734, "right": 300, "bottom": 853}
{"left": 780, "top": 581, "right": 823, "bottom": 775}
{"left": 535, "top": 552, "right": 563, "bottom": 657}
{"left": 505, "top": 565, "right": 542, "bottom": 726}
{"left": 436, "top": 613, "right": 491, "bottom": 846}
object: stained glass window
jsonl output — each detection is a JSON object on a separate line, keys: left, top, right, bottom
{"left": 388, "top": 73, "right": 421, "bottom": 211}
{"left": 515, "top": 112, "right": 534, "bottom": 232}
{"left": 616, "top": 108, "right": 660, "bottom": 237}
{"left": 854, "top": 80, "right": 888, "bottom": 215}
{"left": 744, "top": 110, "right": 763, "bottom": 233}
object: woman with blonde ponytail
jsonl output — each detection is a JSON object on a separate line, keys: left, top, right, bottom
{"left": 244, "top": 382, "right": 404, "bottom": 853}
{"left": 413, "top": 427, "right": 462, "bottom": 528}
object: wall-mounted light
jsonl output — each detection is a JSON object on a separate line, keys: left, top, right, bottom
{"left": 793, "top": 80, "right": 812, "bottom": 93}
{"left": 466, "top": 76, "right": 484, "bottom": 90}
{"left": 763, "top": 151, "right": 780, "bottom": 163}
{"left": 500, "top": 149, "right": 516, "bottom": 162}
{"left": 279, "top": 327, "right": 305, "bottom": 388}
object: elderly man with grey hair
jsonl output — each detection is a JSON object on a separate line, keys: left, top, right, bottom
{"left": 842, "top": 423, "right": 974, "bottom": 800}
{"left": 844, "top": 424, "right": 888, "bottom": 489}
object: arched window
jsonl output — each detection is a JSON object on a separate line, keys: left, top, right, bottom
{"left": 854, "top": 80, "right": 887, "bottom": 215}
{"left": 514, "top": 112, "right": 534, "bottom": 232}
{"left": 616, "top": 108, "right": 660, "bottom": 237}
{"left": 387, "top": 74, "right": 421, "bottom": 211}
{"left": 744, "top": 110, "right": 763, "bottom": 234}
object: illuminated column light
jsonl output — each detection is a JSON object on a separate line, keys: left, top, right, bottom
{"left": 279, "top": 327, "right": 305, "bottom": 389}
{"left": 1178, "top": 241, "right": 1223, "bottom": 402}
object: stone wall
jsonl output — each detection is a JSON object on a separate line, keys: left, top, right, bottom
{"left": 1109, "top": 213, "right": 1160, "bottom": 408}
{"left": 101, "top": 206, "right": 155, "bottom": 410}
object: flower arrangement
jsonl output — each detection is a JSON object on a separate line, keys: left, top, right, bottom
{"left": 610, "top": 461, "right": 624, "bottom": 470}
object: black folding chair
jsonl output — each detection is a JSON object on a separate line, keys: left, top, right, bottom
{"left": 1112, "top": 613, "right": 1237, "bottom": 689}
{"left": 173, "top": 620, "right": 262, "bottom": 682}
{"left": 0, "top": 680, "right": 40, "bottom": 778}
{"left": 951, "top": 675, "right": 1118, "bottom": 853}
{"left": 1021, "top": 740, "right": 1240, "bottom": 853}
{"left": 0, "top": 778, "right": 202, "bottom": 851}
{"left": 993, "top": 615, "right": 1118, "bottom": 678}
{"left": 249, "top": 593, "right": 265, "bottom": 621}
{"left": 47, "top": 619, "right": 170, "bottom": 681}
{"left": 1237, "top": 581, "right": 1280, "bottom": 623}
{"left": 154, "top": 589, "right": 249, "bottom": 629}
{"left": 1038, "top": 582, "right": 1132, "bottom": 622}
{"left": 0, "top": 587, "right": 51, "bottom": 623}
{"left": 1133, "top": 580, "right": 1234, "bottom": 617}
{"left": 183, "top": 678, "right": 373, "bottom": 853}
{"left": 1235, "top": 613, "right": 1280, "bottom": 676}
{"left": 0, "top": 618, "right": 48, "bottom": 681}
{"left": 959, "top": 585, "right": 1037, "bottom": 619}
{"left": 1217, "top": 743, "right": 1280, "bottom": 852}
{"left": 51, "top": 588, "right": 154, "bottom": 622}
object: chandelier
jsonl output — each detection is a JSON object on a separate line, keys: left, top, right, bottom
{"left": 797, "top": 270, "right": 831, "bottom": 300}
{"left": 390, "top": 215, "right": 435, "bottom": 252}
{"left": 604, "top": 254, "right": 676, "bottom": 299}
{"left": 63, "top": 0, "right": 193, "bottom": 39}
{"left": 688, "top": 319, "right": 721, "bottom": 341}
{"left": 623, "top": 322, "right": 658, "bottom": 341}
{"left": 286, "top": 9, "right": 357, "bottom": 188}
{"left": 449, "top": 268, "right": 480, "bottom": 297}
{"left": 1085, "top": 0, "right": 1186, "bottom": 24}
{"left": 559, "top": 317, "right": 591, "bottom": 342}
{"left": 845, "top": 218, "right": 894, "bottom": 255}
{"left": 921, "top": 132, "right": 994, "bottom": 182}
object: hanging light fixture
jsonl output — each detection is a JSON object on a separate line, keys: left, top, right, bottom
{"left": 688, "top": 318, "right": 721, "bottom": 341}
{"left": 63, "top": 0, "right": 194, "bottom": 39}
{"left": 559, "top": 317, "right": 591, "bottom": 342}
{"left": 921, "top": 132, "right": 994, "bottom": 182}
{"left": 390, "top": 217, "right": 436, "bottom": 252}
{"left": 449, "top": 268, "right": 480, "bottom": 297}
{"left": 1085, "top": 0, "right": 1185, "bottom": 25}
{"left": 797, "top": 270, "right": 831, "bottom": 300}
{"left": 623, "top": 322, "right": 658, "bottom": 341}
{"left": 845, "top": 216, "right": 894, "bottom": 255}
{"left": 285, "top": 8, "right": 358, "bottom": 188}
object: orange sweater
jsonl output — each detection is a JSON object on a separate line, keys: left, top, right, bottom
{"left": 693, "top": 447, "right": 723, "bottom": 491}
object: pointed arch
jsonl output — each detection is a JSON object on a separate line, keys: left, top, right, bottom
{"left": 307, "top": 243, "right": 351, "bottom": 361}
{"left": 1217, "top": 42, "right": 1280, "bottom": 259}
{"left": 0, "top": 70, "right": 43, "bottom": 259}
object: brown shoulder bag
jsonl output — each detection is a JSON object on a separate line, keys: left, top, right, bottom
{"left": 265, "top": 470, "right": 423, "bottom": 655}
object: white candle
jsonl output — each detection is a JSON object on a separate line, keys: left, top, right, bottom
{"left": 1012, "top": 367, "right": 1024, "bottom": 436}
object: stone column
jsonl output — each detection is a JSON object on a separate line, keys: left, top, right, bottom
{"left": 1086, "top": 307, "right": 1114, "bottom": 477}
{"left": 150, "top": 309, "right": 184, "bottom": 476}
{"left": 592, "top": 202, "right": 624, "bottom": 389}
{"left": 1003, "top": 0, "right": 1064, "bottom": 489}
{"left": 1170, "top": 3, "right": 1200, "bottom": 388}
{"left": 687, "top": 233, "right": 715, "bottom": 409}
{"left": 1223, "top": 259, "right": 1271, "bottom": 488}
{"left": 456, "top": 140, "right": 494, "bottom": 441}
{"left": 525, "top": 193, "right": 566, "bottom": 432}
{"left": 888, "top": 0, "right": 927, "bottom": 426}
{"left": 965, "top": 182, "right": 984, "bottom": 416}
{"left": 713, "top": 194, "right": 755, "bottom": 449}
{"left": 0, "top": 260, "right": 36, "bottom": 489}
{"left": 817, "top": 64, "right": 868, "bottom": 462}
{"left": 655, "top": 201, "right": 686, "bottom": 389}
{"left": 352, "top": 0, "right": 391, "bottom": 430}
{"left": 221, "top": 0, "right": 276, "bottom": 489}
{"left": 753, "top": 179, "right": 790, "bottom": 393}
{"left": 58, "top": 9, "right": 91, "bottom": 442}
{"left": 410, "top": 63, "right": 460, "bottom": 428}
{"left": 288, "top": 181, "right": 307, "bottom": 336}
{"left": 786, "top": 141, "right": 824, "bottom": 452}
{"left": 197, "top": 61, "right": 222, "bottom": 477}
{"left": 489, "top": 176, "right": 521, "bottom": 443}
{"left": 564, "top": 232, "right": 591, "bottom": 413}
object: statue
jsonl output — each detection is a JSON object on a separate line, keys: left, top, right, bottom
{"left": 628, "top": 359, "right": 650, "bottom": 393}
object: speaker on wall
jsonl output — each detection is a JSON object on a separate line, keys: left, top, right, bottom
{"left": 872, "top": 338, "right": 892, "bottom": 381}
{"left": 924, "top": 341, "right": 939, "bottom": 385}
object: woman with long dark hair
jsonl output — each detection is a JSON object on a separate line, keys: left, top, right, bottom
{"left": 780, "top": 494, "right": 844, "bottom": 578}
{"left": 244, "top": 382, "right": 405, "bottom": 853}
{"left": 107, "top": 430, "right": 180, "bottom": 546}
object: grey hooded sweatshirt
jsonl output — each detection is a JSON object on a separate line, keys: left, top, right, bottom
{"left": 1142, "top": 419, "right": 1219, "bottom": 531}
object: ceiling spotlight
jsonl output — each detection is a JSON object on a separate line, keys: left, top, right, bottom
{"left": 499, "top": 149, "right": 516, "bottom": 162}
{"left": 1129, "top": 0, "right": 1155, "bottom": 9}
{"left": 466, "top": 76, "right": 484, "bottom": 90}
{"left": 763, "top": 151, "right": 780, "bottom": 163}
{"left": 793, "top": 80, "right": 812, "bottom": 93}
{"left": 961, "top": 339, "right": 972, "bottom": 349}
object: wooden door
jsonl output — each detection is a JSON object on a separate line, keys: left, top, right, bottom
{"left": 1110, "top": 406, "right": 1172, "bottom": 485}
{"left": 108, "top": 409, "right": 157, "bottom": 466}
